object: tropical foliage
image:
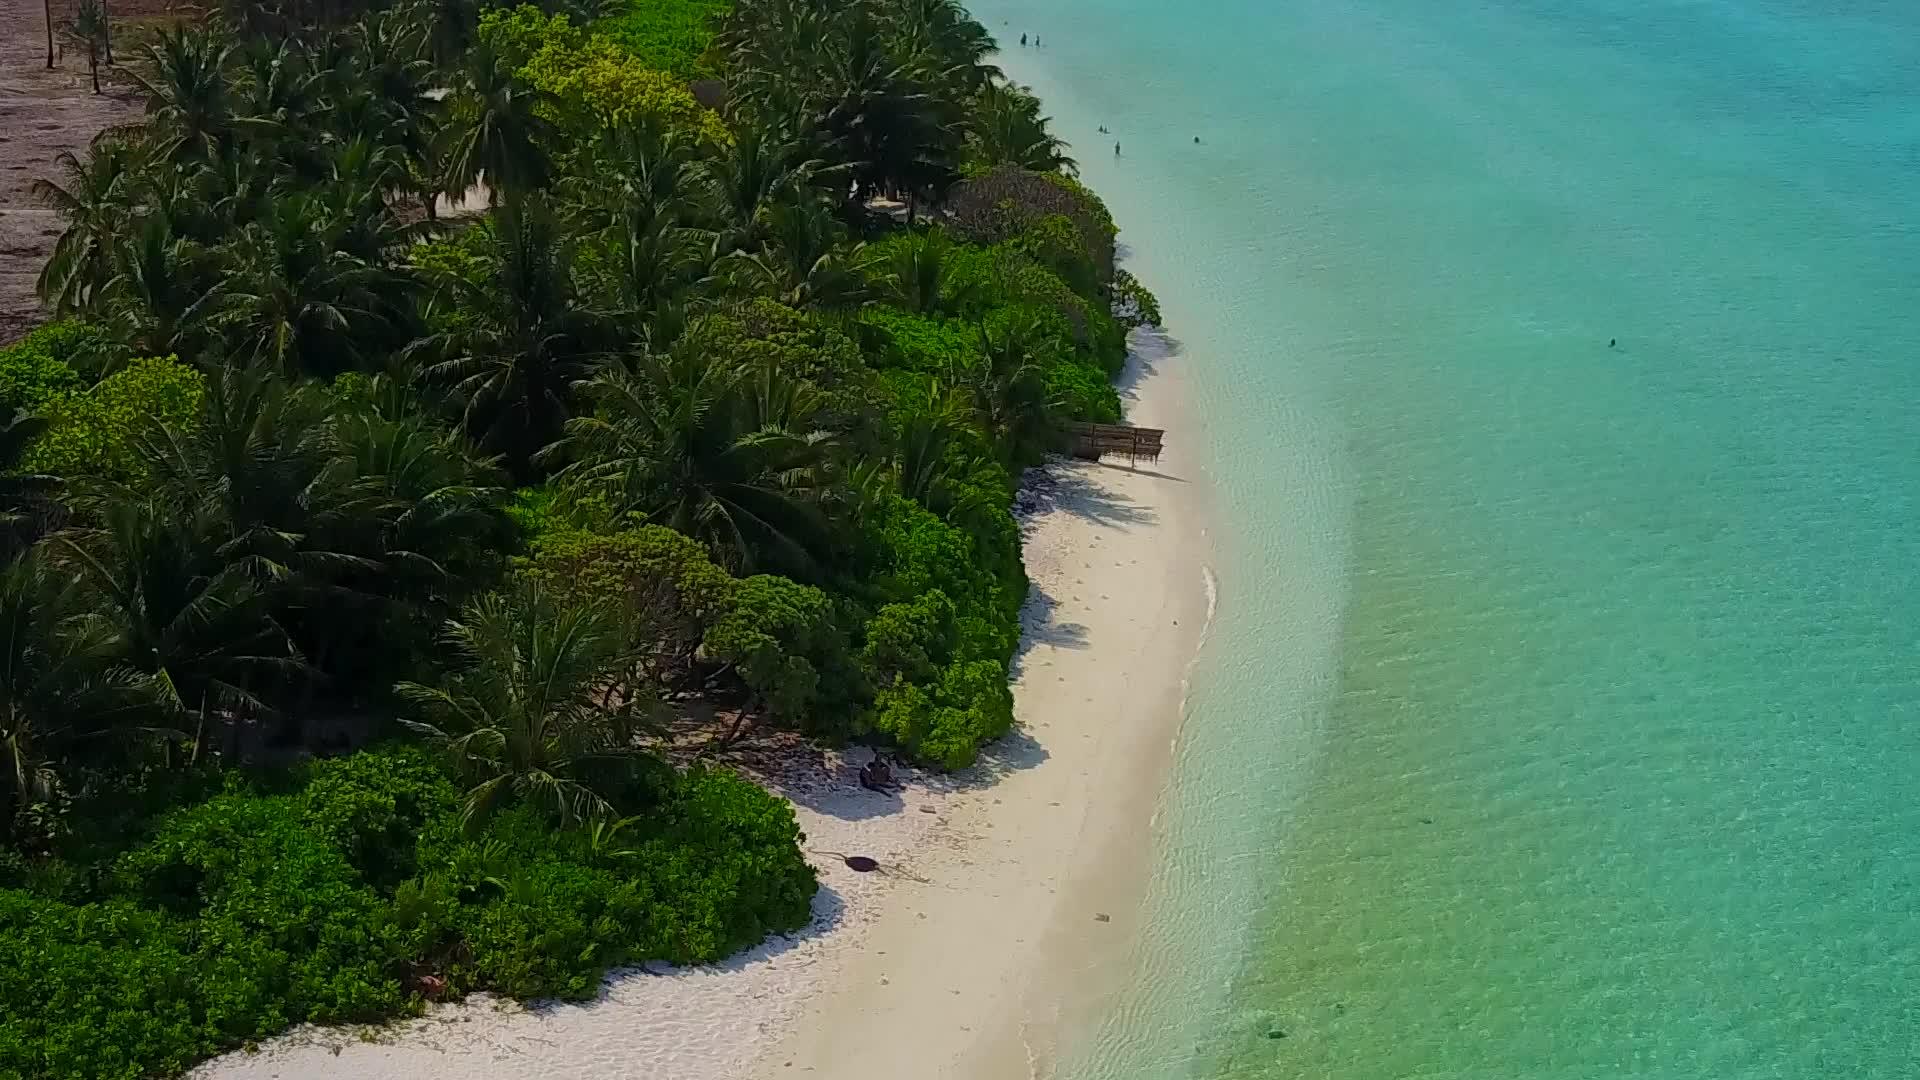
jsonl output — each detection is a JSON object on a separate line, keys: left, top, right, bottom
{"left": 0, "top": 0, "right": 1157, "bottom": 1073}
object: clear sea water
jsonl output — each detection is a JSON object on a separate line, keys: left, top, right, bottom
{"left": 963, "top": 0, "right": 1920, "bottom": 1075}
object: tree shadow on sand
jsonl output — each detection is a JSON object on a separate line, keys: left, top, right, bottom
{"left": 1117, "top": 323, "right": 1183, "bottom": 401}
{"left": 1017, "top": 469, "right": 1158, "bottom": 529}
{"left": 1010, "top": 583, "right": 1089, "bottom": 681}
{"left": 946, "top": 725, "right": 1049, "bottom": 790}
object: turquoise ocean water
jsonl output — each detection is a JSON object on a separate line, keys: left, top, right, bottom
{"left": 963, "top": 0, "right": 1920, "bottom": 1075}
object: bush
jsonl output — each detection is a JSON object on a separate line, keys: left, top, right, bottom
{"left": 861, "top": 589, "right": 957, "bottom": 685}
{"left": 418, "top": 765, "right": 814, "bottom": 997}
{"left": 0, "top": 322, "right": 91, "bottom": 416}
{"left": 522, "top": 524, "right": 857, "bottom": 731}
{"left": 297, "top": 748, "right": 459, "bottom": 889}
{"left": 851, "top": 495, "right": 1022, "bottom": 768}
{"left": 481, "top": 6, "right": 727, "bottom": 145}
{"left": 520, "top": 523, "right": 736, "bottom": 665}
{"left": 705, "top": 574, "right": 843, "bottom": 726}
{"left": 0, "top": 748, "right": 816, "bottom": 1078}
{"left": 19, "top": 356, "right": 205, "bottom": 483}
{"left": 869, "top": 656, "right": 1013, "bottom": 771}
{"left": 945, "top": 165, "right": 1117, "bottom": 286}
{"left": 861, "top": 308, "right": 982, "bottom": 375}
{"left": 694, "top": 301, "right": 867, "bottom": 394}
{"left": 597, "top": 0, "right": 727, "bottom": 79}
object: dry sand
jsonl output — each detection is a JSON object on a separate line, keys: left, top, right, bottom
{"left": 195, "top": 328, "right": 1209, "bottom": 1080}
{"left": 0, "top": 1, "right": 150, "bottom": 343}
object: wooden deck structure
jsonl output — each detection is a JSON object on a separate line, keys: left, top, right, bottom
{"left": 1068, "top": 422, "right": 1165, "bottom": 463}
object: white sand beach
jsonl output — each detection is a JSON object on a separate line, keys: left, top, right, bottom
{"left": 194, "top": 330, "right": 1209, "bottom": 1080}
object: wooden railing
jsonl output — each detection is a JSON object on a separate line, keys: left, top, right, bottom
{"left": 1068, "top": 422, "right": 1165, "bottom": 463}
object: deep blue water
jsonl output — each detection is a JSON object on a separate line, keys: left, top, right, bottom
{"left": 965, "top": 0, "right": 1920, "bottom": 1075}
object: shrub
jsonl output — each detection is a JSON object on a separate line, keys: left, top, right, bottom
{"left": 695, "top": 301, "right": 866, "bottom": 394}
{"left": 481, "top": 6, "right": 727, "bottom": 145}
{"left": 419, "top": 766, "right": 814, "bottom": 997}
{"left": 861, "top": 309, "right": 982, "bottom": 374}
{"left": 852, "top": 496, "right": 1022, "bottom": 768}
{"left": 19, "top": 356, "right": 205, "bottom": 483}
{"left": 868, "top": 656, "right": 1013, "bottom": 771}
{"left": 861, "top": 589, "right": 958, "bottom": 685}
{"left": 0, "top": 748, "right": 816, "bottom": 1078}
{"left": 0, "top": 891, "right": 207, "bottom": 1079}
{"left": 945, "top": 165, "right": 1117, "bottom": 286}
{"left": 520, "top": 523, "right": 737, "bottom": 666}
{"left": 705, "top": 574, "right": 841, "bottom": 725}
{"left": 597, "top": 0, "right": 727, "bottom": 79}
{"left": 297, "top": 748, "right": 459, "bottom": 889}
{"left": 0, "top": 322, "right": 91, "bottom": 416}
{"left": 522, "top": 525, "right": 856, "bottom": 731}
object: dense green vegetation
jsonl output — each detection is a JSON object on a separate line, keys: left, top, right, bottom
{"left": 1, "top": 0, "right": 1155, "bottom": 1074}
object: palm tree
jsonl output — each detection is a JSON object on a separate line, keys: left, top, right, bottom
{"left": 0, "top": 552, "right": 150, "bottom": 843}
{"left": 33, "top": 138, "right": 142, "bottom": 315}
{"left": 347, "top": 10, "right": 444, "bottom": 216}
{"left": 404, "top": 0, "right": 480, "bottom": 73}
{"left": 958, "top": 315, "right": 1062, "bottom": 458}
{"left": 883, "top": 227, "right": 976, "bottom": 315}
{"left": 895, "top": 0, "right": 999, "bottom": 84}
{"left": 130, "top": 26, "right": 236, "bottom": 164}
{"left": 397, "top": 584, "right": 652, "bottom": 831}
{"left": 408, "top": 198, "right": 604, "bottom": 478}
{"left": 886, "top": 379, "right": 969, "bottom": 508}
{"left": 699, "top": 121, "right": 829, "bottom": 254}
{"left": 437, "top": 44, "right": 556, "bottom": 208}
{"left": 569, "top": 122, "right": 709, "bottom": 333}
{"left": 814, "top": 10, "right": 959, "bottom": 213}
{"left": 728, "top": 199, "right": 874, "bottom": 311}
{"left": 553, "top": 347, "right": 838, "bottom": 577}
{"left": 967, "top": 82, "right": 1075, "bottom": 175}
{"left": 211, "top": 190, "right": 407, "bottom": 376}
{"left": 328, "top": 405, "right": 510, "bottom": 604}
{"left": 58, "top": 498, "right": 301, "bottom": 759}
{"left": 282, "top": 401, "right": 510, "bottom": 699}
{"left": 94, "top": 214, "right": 220, "bottom": 360}
{"left": 129, "top": 366, "right": 357, "bottom": 587}
{"left": 68, "top": 0, "right": 109, "bottom": 95}
{"left": 0, "top": 413, "right": 60, "bottom": 563}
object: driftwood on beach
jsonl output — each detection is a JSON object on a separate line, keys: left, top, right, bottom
{"left": 1068, "top": 422, "right": 1166, "bottom": 463}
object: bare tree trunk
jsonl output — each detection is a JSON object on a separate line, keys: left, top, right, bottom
{"left": 101, "top": 0, "right": 112, "bottom": 66}
{"left": 44, "top": 0, "right": 53, "bottom": 68}
{"left": 88, "top": 44, "right": 99, "bottom": 94}
{"left": 716, "top": 700, "right": 760, "bottom": 749}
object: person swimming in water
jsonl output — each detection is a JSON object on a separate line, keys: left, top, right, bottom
{"left": 1114, "top": 142, "right": 1121, "bottom": 156}
{"left": 1019, "top": 32, "right": 1027, "bottom": 45}
{"left": 1194, "top": 135, "right": 1202, "bottom": 144}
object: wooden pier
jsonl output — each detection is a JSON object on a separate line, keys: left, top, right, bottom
{"left": 1068, "top": 422, "right": 1165, "bottom": 463}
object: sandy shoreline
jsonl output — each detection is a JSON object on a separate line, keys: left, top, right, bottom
{"left": 194, "top": 330, "right": 1208, "bottom": 1080}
